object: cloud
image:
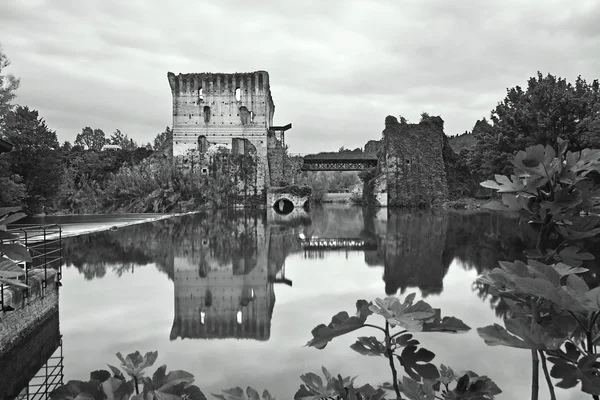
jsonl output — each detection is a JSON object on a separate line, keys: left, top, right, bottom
{"left": 1, "top": 0, "right": 599, "bottom": 152}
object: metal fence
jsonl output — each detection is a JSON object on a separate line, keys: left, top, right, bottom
{"left": 14, "top": 340, "right": 64, "bottom": 400}
{"left": 1, "top": 224, "right": 63, "bottom": 311}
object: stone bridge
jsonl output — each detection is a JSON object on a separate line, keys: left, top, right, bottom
{"left": 168, "top": 70, "right": 465, "bottom": 209}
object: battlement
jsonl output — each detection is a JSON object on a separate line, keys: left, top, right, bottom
{"left": 167, "top": 71, "right": 274, "bottom": 109}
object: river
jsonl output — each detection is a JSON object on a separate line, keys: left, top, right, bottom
{"left": 6, "top": 205, "right": 592, "bottom": 399}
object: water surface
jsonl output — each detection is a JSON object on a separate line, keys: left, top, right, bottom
{"left": 16, "top": 206, "right": 595, "bottom": 399}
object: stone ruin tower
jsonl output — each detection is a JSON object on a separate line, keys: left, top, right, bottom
{"left": 167, "top": 71, "right": 275, "bottom": 191}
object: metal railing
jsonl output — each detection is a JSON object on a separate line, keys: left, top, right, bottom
{"left": 14, "top": 339, "right": 64, "bottom": 400}
{"left": 1, "top": 224, "right": 62, "bottom": 311}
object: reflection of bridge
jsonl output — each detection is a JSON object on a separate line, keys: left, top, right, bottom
{"left": 289, "top": 153, "right": 378, "bottom": 171}
{"left": 300, "top": 238, "right": 377, "bottom": 251}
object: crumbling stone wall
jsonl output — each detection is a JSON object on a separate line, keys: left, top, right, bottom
{"left": 441, "top": 134, "right": 478, "bottom": 200}
{"left": 383, "top": 115, "right": 448, "bottom": 207}
{"left": 364, "top": 140, "right": 383, "bottom": 157}
{"left": 267, "top": 131, "right": 286, "bottom": 186}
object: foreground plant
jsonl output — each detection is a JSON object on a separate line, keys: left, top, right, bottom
{"left": 0, "top": 206, "right": 30, "bottom": 291}
{"left": 50, "top": 350, "right": 206, "bottom": 400}
{"left": 477, "top": 138, "right": 600, "bottom": 400}
{"left": 302, "top": 294, "right": 500, "bottom": 399}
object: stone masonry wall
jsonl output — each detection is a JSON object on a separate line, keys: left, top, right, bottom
{"left": 383, "top": 116, "right": 449, "bottom": 207}
{"left": 168, "top": 71, "right": 274, "bottom": 190}
{"left": 0, "top": 269, "right": 59, "bottom": 355}
{"left": 0, "top": 309, "right": 61, "bottom": 400}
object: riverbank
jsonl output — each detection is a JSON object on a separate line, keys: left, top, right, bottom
{"left": 442, "top": 197, "right": 489, "bottom": 210}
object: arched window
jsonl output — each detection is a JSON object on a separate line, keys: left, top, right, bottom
{"left": 239, "top": 106, "right": 249, "bottom": 125}
{"left": 203, "top": 106, "right": 211, "bottom": 124}
{"left": 198, "top": 87, "right": 204, "bottom": 103}
{"left": 235, "top": 87, "right": 241, "bottom": 101}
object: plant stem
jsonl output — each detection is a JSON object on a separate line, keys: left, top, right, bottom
{"left": 539, "top": 351, "right": 556, "bottom": 400}
{"left": 531, "top": 299, "right": 539, "bottom": 400}
{"left": 586, "top": 331, "right": 600, "bottom": 400}
{"left": 363, "top": 323, "right": 387, "bottom": 334}
{"left": 385, "top": 321, "right": 402, "bottom": 399}
{"left": 134, "top": 376, "right": 139, "bottom": 395}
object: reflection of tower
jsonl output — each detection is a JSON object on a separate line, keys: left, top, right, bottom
{"left": 170, "top": 215, "right": 292, "bottom": 341}
{"left": 0, "top": 310, "right": 63, "bottom": 399}
{"left": 382, "top": 210, "right": 449, "bottom": 296}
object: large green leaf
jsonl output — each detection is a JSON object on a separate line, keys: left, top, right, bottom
{"left": 541, "top": 187, "right": 583, "bottom": 214}
{"left": 137, "top": 365, "right": 198, "bottom": 400}
{"left": 420, "top": 309, "right": 471, "bottom": 333}
{"left": 0, "top": 243, "right": 32, "bottom": 262}
{"left": 549, "top": 354, "right": 600, "bottom": 395}
{"left": 555, "top": 246, "right": 595, "bottom": 268}
{"left": 0, "top": 212, "right": 27, "bottom": 227}
{"left": 0, "top": 230, "right": 18, "bottom": 240}
{"left": 369, "top": 294, "right": 436, "bottom": 331}
{"left": 214, "top": 387, "right": 275, "bottom": 400}
{"left": 49, "top": 380, "right": 104, "bottom": 400}
{"left": 292, "top": 367, "right": 356, "bottom": 400}
{"left": 399, "top": 345, "right": 439, "bottom": 382}
{"left": 452, "top": 372, "right": 502, "bottom": 398}
{"left": 349, "top": 336, "right": 387, "bottom": 357}
{"left": 557, "top": 216, "right": 600, "bottom": 240}
{"left": 397, "top": 376, "right": 435, "bottom": 400}
{"left": 480, "top": 174, "right": 525, "bottom": 193}
{"left": 478, "top": 318, "right": 564, "bottom": 351}
{"left": 0, "top": 256, "right": 25, "bottom": 278}
{"left": 477, "top": 324, "right": 529, "bottom": 349}
{"left": 0, "top": 207, "right": 23, "bottom": 218}
{"left": 306, "top": 300, "right": 373, "bottom": 349}
{"left": 115, "top": 351, "right": 158, "bottom": 380}
{"left": 512, "top": 144, "right": 559, "bottom": 178}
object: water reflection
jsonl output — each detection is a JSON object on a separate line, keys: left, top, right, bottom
{"left": 60, "top": 206, "right": 543, "bottom": 335}
{"left": 11, "top": 205, "right": 593, "bottom": 399}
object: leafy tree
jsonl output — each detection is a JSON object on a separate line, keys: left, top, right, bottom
{"left": 478, "top": 138, "right": 600, "bottom": 399}
{"left": 0, "top": 44, "right": 20, "bottom": 132}
{"left": 153, "top": 126, "right": 172, "bottom": 151}
{"left": 61, "top": 141, "right": 72, "bottom": 152}
{"left": 75, "top": 126, "right": 107, "bottom": 150}
{"left": 472, "top": 72, "right": 600, "bottom": 177}
{"left": 109, "top": 129, "right": 137, "bottom": 150}
{"left": 3, "top": 106, "right": 62, "bottom": 211}
{"left": 0, "top": 156, "right": 26, "bottom": 206}
{"left": 4, "top": 106, "right": 59, "bottom": 149}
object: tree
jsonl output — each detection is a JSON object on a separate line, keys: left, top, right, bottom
{"left": 4, "top": 106, "right": 63, "bottom": 212}
{"left": 0, "top": 155, "right": 26, "bottom": 206}
{"left": 0, "top": 44, "right": 20, "bottom": 133}
{"left": 471, "top": 72, "right": 600, "bottom": 177}
{"left": 109, "top": 129, "right": 137, "bottom": 150}
{"left": 153, "top": 126, "right": 172, "bottom": 151}
{"left": 4, "top": 106, "right": 59, "bottom": 149}
{"left": 75, "top": 126, "right": 107, "bottom": 150}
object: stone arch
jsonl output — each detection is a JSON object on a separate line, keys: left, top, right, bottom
{"left": 273, "top": 198, "right": 294, "bottom": 215}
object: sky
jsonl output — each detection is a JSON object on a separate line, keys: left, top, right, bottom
{"left": 1, "top": 0, "right": 599, "bottom": 154}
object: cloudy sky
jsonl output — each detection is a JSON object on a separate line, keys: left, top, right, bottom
{"left": 1, "top": 0, "right": 599, "bottom": 153}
